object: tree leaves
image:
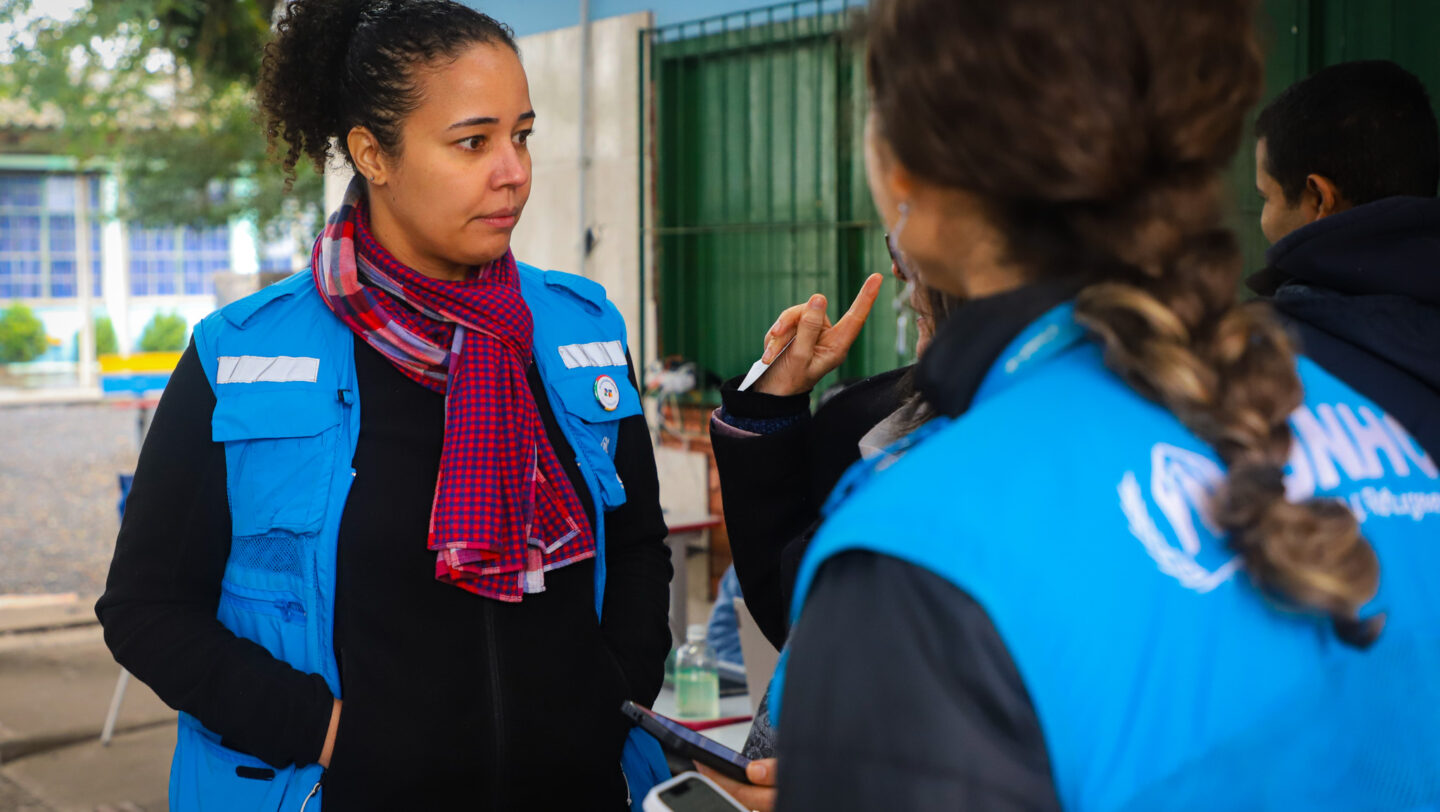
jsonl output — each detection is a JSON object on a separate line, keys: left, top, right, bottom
{"left": 0, "top": 0, "right": 319, "bottom": 236}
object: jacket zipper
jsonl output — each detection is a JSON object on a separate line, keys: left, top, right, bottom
{"left": 220, "top": 585, "right": 306, "bottom": 623}
{"left": 483, "top": 601, "right": 506, "bottom": 803}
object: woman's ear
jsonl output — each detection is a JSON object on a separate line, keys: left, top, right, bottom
{"left": 1304, "top": 173, "right": 1347, "bottom": 220}
{"left": 347, "top": 126, "right": 387, "bottom": 186}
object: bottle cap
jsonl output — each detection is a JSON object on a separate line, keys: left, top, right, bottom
{"left": 686, "top": 624, "right": 707, "bottom": 642}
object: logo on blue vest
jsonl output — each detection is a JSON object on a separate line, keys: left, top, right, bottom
{"left": 1121, "top": 402, "right": 1440, "bottom": 594}
{"left": 1120, "top": 443, "right": 1241, "bottom": 593}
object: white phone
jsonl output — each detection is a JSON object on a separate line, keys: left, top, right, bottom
{"left": 643, "top": 771, "right": 749, "bottom": 812}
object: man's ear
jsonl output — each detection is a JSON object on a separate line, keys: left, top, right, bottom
{"left": 1304, "top": 174, "right": 1348, "bottom": 220}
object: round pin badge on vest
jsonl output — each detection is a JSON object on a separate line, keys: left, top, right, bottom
{"left": 594, "top": 374, "right": 621, "bottom": 412}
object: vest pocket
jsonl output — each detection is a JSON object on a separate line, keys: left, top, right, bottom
{"left": 548, "top": 370, "right": 642, "bottom": 510}
{"left": 217, "top": 581, "right": 309, "bottom": 666}
{"left": 213, "top": 389, "right": 342, "bottom": 538}
{"left": 171, "top": 713, "right": 295, "bottom": 811}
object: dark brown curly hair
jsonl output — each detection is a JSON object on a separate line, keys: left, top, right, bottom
{"left": 257, "top": 0, "right": 517, "bottom": 180}
{"left": 867, "top": 0, "right": 1381, "bottom": 646}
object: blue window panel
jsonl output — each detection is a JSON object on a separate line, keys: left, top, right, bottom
{"left": 129, "top": 258, "right": 150, "bottom": 296}
{"left": 92, "top": 222, "right": 103, "bottom": 297}
{"left": 50, "top": 259, "right": 76, "bottom": 298}
{"left": 7, "top": 258, "right": 43, "bottom": 298}
{"left": 49, "top": 214, "right": 76, "bottom": 252}
{"left": 89, "top": 176, "right": 101, "bottom": 211}
{"left": 182, "top": 257, "right": 207, "bottom": 295}
{"left": 0, "top": 215, "right": 43, "bottom": 252}
{"left": 131, "top": 258, "right": 170, "bottom": 297}
{"left": 155, "top": 260, "right": 177, "bottom": 294}
{"left": 45, "top": 175, "right": 76, "bottom": 213}
{"left": 0, "top": 174, "right": 43, "bottom": 208}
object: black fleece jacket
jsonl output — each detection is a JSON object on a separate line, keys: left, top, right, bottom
{"left": 1249, "top": 195, "right": 1440, "bottom": 457}
{"left": 97, "top": 335, "right": 671, "bottom": 811}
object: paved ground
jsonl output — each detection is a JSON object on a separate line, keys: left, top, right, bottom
{"left": 0, "top": 403, "right": 142, "bottom": 596}
{"left": 0, "top": 620, "right": 175, "bottom": 811}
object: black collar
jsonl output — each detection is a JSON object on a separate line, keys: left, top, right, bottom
{"left": 916, "top": 282, "right": 1081, "bottom": 417}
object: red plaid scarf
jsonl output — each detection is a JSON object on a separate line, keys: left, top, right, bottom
{"left": 312, "top": 181, "right": 595, "bottom": 601}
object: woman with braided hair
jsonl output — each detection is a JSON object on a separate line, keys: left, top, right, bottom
{"left": 769, "top": 1, "right": 1440, "bottom": 809}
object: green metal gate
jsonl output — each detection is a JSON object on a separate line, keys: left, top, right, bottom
{"left": 640, "top": 1, "right": 902, "bottom": 397}
{"left": 641, "top": 0, "right": 1440, "bottom": 392}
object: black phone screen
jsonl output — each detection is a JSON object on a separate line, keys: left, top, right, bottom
{"left": 620, "top": 701, "right": 752, "bottom": 782}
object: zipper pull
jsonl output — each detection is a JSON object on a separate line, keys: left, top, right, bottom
{"left": 299, "top": 777, "right": 322, "bottom": 812}
{"left": 276, "top": 600, "right": 306, "bottom": 622}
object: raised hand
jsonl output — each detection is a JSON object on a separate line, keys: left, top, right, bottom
{"left": 753, "top": 274, "right": 884, "bottom": 397}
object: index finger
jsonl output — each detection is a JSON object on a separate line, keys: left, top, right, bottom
{"left": 828, "top": 273, "right": 884, "bottom": 346}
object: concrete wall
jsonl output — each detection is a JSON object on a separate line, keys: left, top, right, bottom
{"left": 510, "top": 10, "right": 654, "bottom": 365}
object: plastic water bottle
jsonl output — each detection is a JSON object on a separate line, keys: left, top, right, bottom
{"left": 674, "top": 624, "right": 720, "bottom": 720}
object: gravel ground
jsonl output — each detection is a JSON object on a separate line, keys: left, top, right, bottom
{"left": 0, "top": 403, "right": 143, "bottom": 596}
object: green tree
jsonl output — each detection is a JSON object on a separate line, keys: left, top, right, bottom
{"left": 0, "top": 303, "right": 51, "bottom": 363}
{"left": 94, "top": 314, "right": 119, "bottom": 355}
{"left": 138, "top": 311, "right": 189, "bottom": 352}
{"left": 0, "top": 0, "right": 321, "bottom": 234}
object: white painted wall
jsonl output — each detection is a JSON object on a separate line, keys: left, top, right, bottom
{"left": 511, "top": 11, "right": 653, "bottom": 365}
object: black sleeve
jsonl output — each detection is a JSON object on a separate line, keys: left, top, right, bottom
{"left": 711, "top": 367, "right": 910, "bottom": 650}
{"left": 776, "top": 552, "right": 1061, "bottom": 812}
{"left": 599, "top": 358, "right": 674, "bottom": 708}
{"left": 710, "top": 376, "right": 817, "bottom": 649}
{"left": 95, "top": 341, "right": 336, "bottom": 768}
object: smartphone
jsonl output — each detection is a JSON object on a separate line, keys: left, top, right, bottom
{"left": 643, "top": 771, "right": 749, "bottom": 812}
{"left": 620, "top": 700, "right": 752, "bottom": 783}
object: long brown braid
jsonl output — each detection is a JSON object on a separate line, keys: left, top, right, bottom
{"left": 866, "top": 0, "right": 1381, "bottom": 645}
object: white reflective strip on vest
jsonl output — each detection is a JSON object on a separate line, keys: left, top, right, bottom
{"left": 556, "top": 340, "right": 626, "bottom": 369}
{"left": 216, "top": 355, "right": 321, "bottom": 384}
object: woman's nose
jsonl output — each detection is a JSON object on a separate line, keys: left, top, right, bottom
{"left": 492, "top": 145, "right": 530, "bottom": 189}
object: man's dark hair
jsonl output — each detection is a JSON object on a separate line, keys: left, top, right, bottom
{"left": 1256, "top": 59, "right": 1439, "bottom": 206}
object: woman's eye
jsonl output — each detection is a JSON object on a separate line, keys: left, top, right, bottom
{"left": 514, "top": 129, "right": 533, "bottom": 145}
{"left": 460, "top": 135, "right": 486, "bottom": 150}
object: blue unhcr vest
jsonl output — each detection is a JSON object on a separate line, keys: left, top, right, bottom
{"left": 176, "top": 265, "right": 669, "bottom": 811}
{"left": 775, "top": 304, "right": 1440, "bottom": 811}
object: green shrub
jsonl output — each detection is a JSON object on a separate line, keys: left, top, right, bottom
{"left": 93, "top": 314, "right": 119, "bottom": 355}
{"left": 0, "top": 302, "right": 50, "bottom": 363}
{"left": 138, "top": 311, "right": 189, "bottom": 352}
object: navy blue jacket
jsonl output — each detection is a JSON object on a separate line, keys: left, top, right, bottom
{"left": 1249, "top": 195, "right": 1440, "bottom": 457}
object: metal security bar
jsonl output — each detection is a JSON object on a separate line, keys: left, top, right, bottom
{"left": 639, "top": 0, "right": 913, "bottom": 396}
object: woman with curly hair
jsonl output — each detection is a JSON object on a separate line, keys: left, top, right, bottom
{"left": 96, "top": 2, "right": 671, "bottom": 809}
{"left": 769, "top": 0, "right": 1440, "bottom": 809}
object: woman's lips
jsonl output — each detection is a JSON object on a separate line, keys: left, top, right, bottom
{"left": 477, "top": 210, "right": 519, "bottom": 228}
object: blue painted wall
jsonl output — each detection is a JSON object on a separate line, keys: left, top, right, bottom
{"left": 470, "top": 0, "right": 839, "bottom": 37}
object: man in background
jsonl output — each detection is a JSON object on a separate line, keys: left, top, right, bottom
{"left": 1251, "top": 59, "right": 1439, "bottom": 455}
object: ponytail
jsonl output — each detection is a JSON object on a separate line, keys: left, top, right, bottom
{"left": 258, "top": 0, "right": 517, "bottom": 180}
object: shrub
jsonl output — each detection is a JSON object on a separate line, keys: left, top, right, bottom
{"left": 138, "top": 311, "right": 189, "bottom": 352}
{"left": 94, "top": 314, "right": 119, "bottom": 355}
{"left": 0, "top": 302, "right": 50, "bottom": 363}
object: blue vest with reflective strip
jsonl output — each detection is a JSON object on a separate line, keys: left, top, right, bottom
{"left": 174, "top": 265, "right": 669, "bottom": 811}
{"left": 774, "top": 304, "right": 1440, "bottom": 811}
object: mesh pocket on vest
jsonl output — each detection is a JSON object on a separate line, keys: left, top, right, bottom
{"left": 231, "top": 533, "right": 304, "bottom": 576}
